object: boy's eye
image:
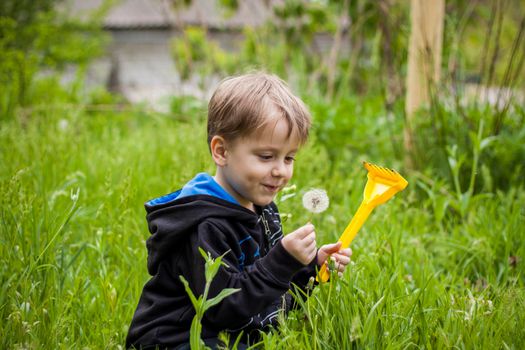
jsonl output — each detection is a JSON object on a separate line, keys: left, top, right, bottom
{"left": 258, "top": 154, "right": 273, "bottom": 160}
{"left": 285, "top": 156, "right": 296, "bottom": 163}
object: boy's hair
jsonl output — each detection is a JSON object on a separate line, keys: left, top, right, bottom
{"left": 207, "top": 72, "right": 311, "bottom": 147}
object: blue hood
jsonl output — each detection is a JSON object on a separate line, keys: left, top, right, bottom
{"left": 146, "top": 172, "right": 239, "bottom": 207}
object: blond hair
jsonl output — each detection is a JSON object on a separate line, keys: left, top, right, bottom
{"left": 207, "top": 72, "right": 311, "bottom": 147}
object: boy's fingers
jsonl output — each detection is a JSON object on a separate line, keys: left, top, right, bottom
{"left": 302, "top": 231, "right": 316, "bottom": 243}
{"left": 327, "top": 259, "right": 346, "bottom": 273}
{"left": 302, "top": 238, "right": 316, "bottom": 250}
{"left": 332, "top": 253, "right": 351, "bottom": 265}
{"left": 294, "top": 224, "right": 315, "bottom": 238}
{"left": 307, "top": 242, "right": 317, "bottom": 255}
{"left": 340, "top": 247, "right": 352, "bottom": 257}
{"left": 321, "top": 241, "right": 342, "bottom": 253}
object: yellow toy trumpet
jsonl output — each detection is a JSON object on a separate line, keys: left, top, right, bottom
{"left": 318, "top": 161, "right": 408, "bottom": 283}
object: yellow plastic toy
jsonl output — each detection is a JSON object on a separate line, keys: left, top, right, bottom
{"left": 317, "top": 161, "right": 408, "bottom": 283}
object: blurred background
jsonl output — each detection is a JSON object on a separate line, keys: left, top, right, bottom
{"left": 2, "top": 0, "right": 524, "bottom": 186}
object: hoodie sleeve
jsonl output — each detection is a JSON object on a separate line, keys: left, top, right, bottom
{"left": 291, "top": 256, "right": 318, "bottom": 289}
{"left": 182, "top": 220, "right": 306, "bottom": 330}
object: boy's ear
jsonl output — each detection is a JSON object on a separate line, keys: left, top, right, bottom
{"left": 210, "top": 135, "right": 228, "bottom": 167}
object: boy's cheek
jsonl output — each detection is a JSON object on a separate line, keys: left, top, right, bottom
{"left": 288, "top": 164, "right": 294, "bottom": 176}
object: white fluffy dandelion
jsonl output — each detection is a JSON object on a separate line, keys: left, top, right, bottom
{"left": 58, "top": 118, "right": 69, "bottom": 131}
{"left": 302, "top": 189, "right": 329, "bottom": 214}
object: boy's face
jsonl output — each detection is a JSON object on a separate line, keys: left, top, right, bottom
{"left": 214, "top": 117, "right": 300, "bottom": 211}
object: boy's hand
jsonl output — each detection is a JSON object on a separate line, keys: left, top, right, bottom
{"left": 281, "top": 223, "right": 317, "bottom": 265}
{"left": 317, "top": 242, "right": 352, "bottom": 276}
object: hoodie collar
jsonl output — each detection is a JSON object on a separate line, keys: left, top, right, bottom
{"left": 146, "top": 172, "right": 239, "bottom": 207}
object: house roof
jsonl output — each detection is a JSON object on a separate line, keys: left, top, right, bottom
{"left": 70, "top": 0, "right": 277, "bottom": 29}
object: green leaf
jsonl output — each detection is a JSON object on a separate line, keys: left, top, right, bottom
{"left": 179, "top": 275, "right": 200, "bottom": 311}
{"left": 434, "top": 196, "right": 449, "bottom": 223}
{"left": 203, "top": 288, "right": 241, "bottom": 311}
{"left": 189, "top": 316, "right": 207, "bottom": 350}
{"left": 206, "top": 258, "right": 221, "bottom": 281}
{"left": 198, "top": 247, "right": 209, "bottom": 261}
{"left": 480, "top": 136, "right": 497, "bottom": 151}
{"left": 447, "top": 156, "right": 457, "bottom": 171}
{"left": 469, "top": 130, "right": 479, "bottom": 149}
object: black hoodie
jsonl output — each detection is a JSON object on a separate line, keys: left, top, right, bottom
{"left": 125, "top": 193, "right": 317, "bottom": 349}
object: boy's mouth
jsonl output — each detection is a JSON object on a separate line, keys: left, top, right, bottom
{"left": 262, "top": 184, "right": 280, "bottom": 193}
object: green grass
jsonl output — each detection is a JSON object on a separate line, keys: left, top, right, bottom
{"left": 1, "top": 105, "right": 523, "bottom": 349}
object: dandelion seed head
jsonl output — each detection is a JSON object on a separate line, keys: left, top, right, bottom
{"left": 58, "top": 119, "right": 69, "bottom": 131}
{"left": 302, "top": 189, "right": 329, "bottom": 214}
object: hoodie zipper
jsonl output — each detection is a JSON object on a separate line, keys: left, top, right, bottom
{"left": 260, "top": 211, "right": 272, "bottom": 254}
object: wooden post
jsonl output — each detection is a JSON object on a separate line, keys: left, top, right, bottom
{"left": 404, "top": 0, "right": 445, "bottom": 168}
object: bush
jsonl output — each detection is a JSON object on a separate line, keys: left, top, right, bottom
{"left": 0, "top": 0, "right": 107, "bottom": 119}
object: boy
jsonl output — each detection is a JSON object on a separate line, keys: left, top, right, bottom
{"left": 126, "top": 72, "right": 352, "bottom": 349}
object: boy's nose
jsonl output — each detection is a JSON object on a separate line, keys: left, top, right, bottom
{"left": 271, "top": 161, "right": 287, "bottom": 177}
